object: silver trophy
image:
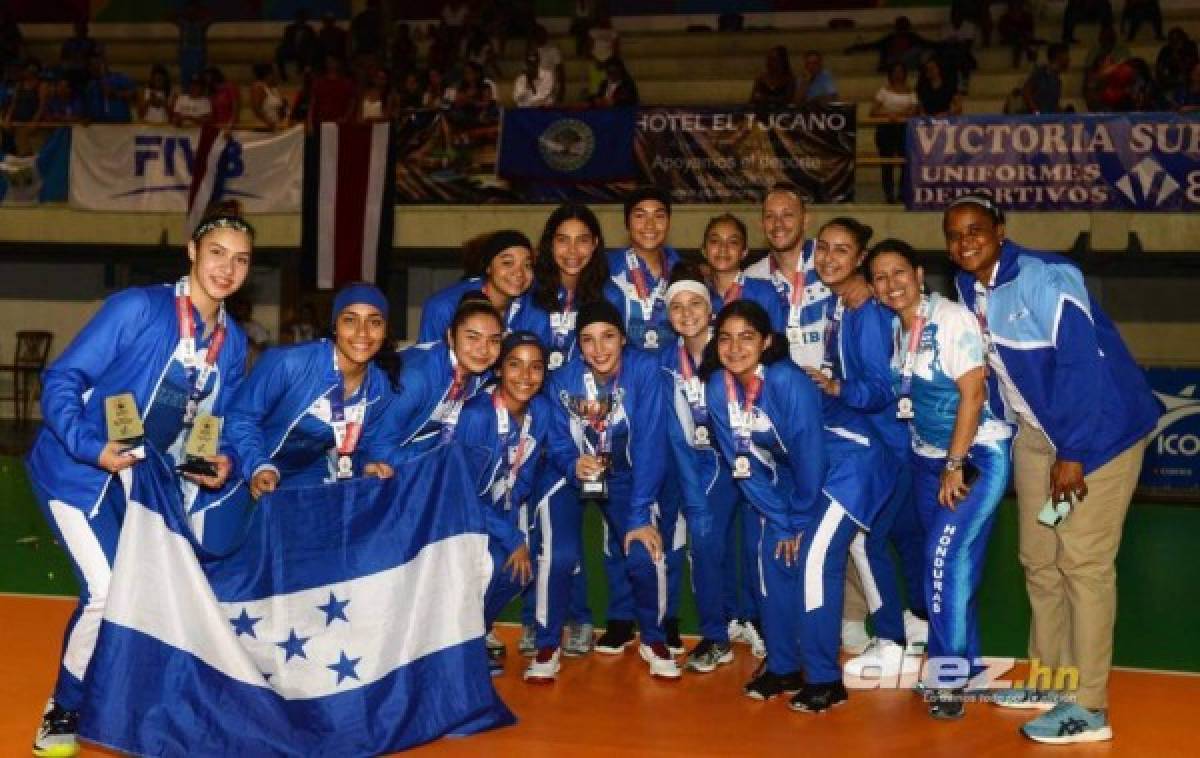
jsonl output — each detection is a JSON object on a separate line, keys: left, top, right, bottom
{"left": 565, "top": 393, "right": 615, "bottom": 499}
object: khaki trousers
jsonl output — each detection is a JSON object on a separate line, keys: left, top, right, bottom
{"left": 1012, "top": 419, "right": 1147, "bottom": 709}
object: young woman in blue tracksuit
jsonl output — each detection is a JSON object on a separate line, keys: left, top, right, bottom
{"left": 417, "top": 229, "right": 547, "bottom": 342}
{"left": 867, "top": 238, "right": 1014, "bottom": 720}
{"left": 201, "top": 284, "right": 400, "bottom": 550}
{"left": 658, "top": 266, "right": 742, "bottom": 674}
{"left": 803, "top": 218, "right": 921, "bottom": 679}
{"left": 524, "top": 300, "right": 678, "bottom": 682}
{"left": 386, "top": 297, "right": 504, "bottom": 460}
{"left": 699, "top": 300, "right": 824, "bottom": 702}
{"left": 603, "top": 186, "right": 682, "bottom": 353}
{"left": 523, "top": 203, "right": 612, "bottom": 658}
{"left": 26, "top": 204, "right": 253, "bottom": 756}
{"left": 456, "top": 332, "right": 550, "bottom": 675}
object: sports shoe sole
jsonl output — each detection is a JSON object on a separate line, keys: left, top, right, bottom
{"left": 594, "top": 640, "right": 634, "bottom": 655}
{"left": 991, "top": 698, "right": 1058, "bottom": 711}
{"left": 562, "top": 646, "right": 592, "bottom": 658}
{"left": 1022, "top": 726, "right": 1113, "bottom": 744}
{"left": 686, "top": 650, "right": 735, "bottom": 673}
{"left": 522, "top": 666, "right": 560, "bottom": 683}
{"left": 32, "top": 744, "right": 79, "bottom": 758}
{"left": 788, "top": 697, "right": 848, "bottom": 713}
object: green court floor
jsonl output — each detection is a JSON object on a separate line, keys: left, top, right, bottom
{"left": 2, "top": 455, "right": 1197, "bottom": 672}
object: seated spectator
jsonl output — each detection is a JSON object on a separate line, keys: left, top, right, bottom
{"left": 589, "top": 56, "right": 638, "bottom": 107}
{"left": 250, "top": 63, "right": 287, "bottom": 130}
{"left": 358, "top": 67, "right": 395, "bottom": 122}
{"left": 3, "top": 60, "right": 46, "bottom": 155}
{"left": 531, "top": 24, "right": 565, "bottom": 103}
{"left": 1063, "top": 0, "right": 1113, "bottom": 45}
{"left": 1122, "top": 0, "right": 1163, "bottom": 43}
{"left": 44, "top": 75, "right": 83, "bottom": 123}
{"left": 397, "top": 69, "right": 425, "bottom": 109}
{"left": 276, "top": 10, "right": 319, "bottom": 83}
{"left": 205, "top": 67, "right": 239, "bottom": 129}
{"left": 869, "top": 62, "right": 918, "bottom": 205}
{"left": 750, "top": 46, "right": 796, "bottom": 107}
{"left": 423, "top": 69, "right": 447, "bottom": 109}
{"left": 1084, "top": 24, "right": 1131, "bottom": 110}
{"left": 940, "top": 4, "right": 978, "bottom": 91}
{"left": 171, "top": 0, "right": 213, "bottom": 90}
{"left": 997, "top": 0, "right": 1038, "bottom": 69}
{"left": 1021, "top": 43, "right": 1071, "bottom": 113}
{"left": 917, "top": 56, "right": 962, "bottom": 115}
{"left": 444, "top": 61, "right": 499, "bottom": 126}
{"left": 441, "top": 0, "right": 470, "bottom": 57}
{"left": 60, "top": 19, "right": 103, "bottom": 94}
{"left": 0, "top": 9, "right": 24, "bottom": 69}
{"left": 587, "top": 13, "right": 620, "bottom": 95}
{"left": 845, "top": 16, "right": 933, "bottom": 73}
{"left": 513, "top": 51, "right": 555, "bottom": 107}
{"left": 798, "top": 50, "right": 838, "bottom": 105}
{"left": 465, "top": 24, "right": 501, "bottom": 81}
{"left": 318, "top": 13, "right": 349, "bottom": 64}
{"left": 570, "top": 0, "right": 597, "bottom": 57}
{"left": 83, "top": 55, "right": 134, "bottom": 123}
{"left": 1156, "top": 28, "right": 1198, "bottom": 94}
{"left": 137, "top": 64, "right": 172, "bottom": 124}
{"left": 172, "top": 73, "right": 211, "bottom": 126}
{"left": 308, "top": 55, "right": 357, "bottom": 127}
{"left": 1171, "top": 60, "right": 1200, "bottom": 112}
{"left": 351, "top": 0, "right": 384, "bottom": 61}
{"left": 1126, "top": 58, "right": 1164, "bottom": 110}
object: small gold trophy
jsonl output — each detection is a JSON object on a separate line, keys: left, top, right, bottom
{"left": 178, "top": 415, "right": 221, "bottom": 477}
{"left": 104, "top": 393, "right": 145, "bottom": 459}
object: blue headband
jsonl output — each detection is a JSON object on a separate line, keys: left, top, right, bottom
{"left": 333, "top": 283, "right": 389, "bottom": 322}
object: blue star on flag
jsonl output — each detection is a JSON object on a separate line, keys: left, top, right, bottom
{"left": 328, "top": 650, "right": 362, "bottom": 685}
{"left": 317, "top": 592, "right": 350, "bottom": 626}
{"left": 230, "top": 608, "right": 262, "bottom": 638}
{"left": 277, "top": 629, "right": 310, "bottom": 662}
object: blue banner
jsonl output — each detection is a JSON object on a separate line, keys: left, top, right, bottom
{"left": 80, "top": 445, "right": 513, "bottom": 756}
{"left": 1141, "top": 368, "right": 1200, "bottom": 491}
{"left": 498, "top": 107, "right": 638, "bottom": 183}
{"left": 0, "top": 127, "right": 70, "bottom": 205}
{"left": 906, "top": 113, "right": 1200, "bottom": 211}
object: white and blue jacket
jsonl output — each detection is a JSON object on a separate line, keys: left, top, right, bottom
{"left": 659, "top": 342, "right": 725, "bottom": 514}
{"left": 383, "top": 340, "right": 490, "bottom": 460}
{"left": 710, "top": 275, "right": 789, "bottom": 332}
{"left": 603, "top": 246, "right": 682, "bottom": 352}
{"left": 27, "top": 284, "right": 247, "bottom": 512}
{"left": 417, "top": 276, "right": 547, "bottom": 342}
{"left": 955, "top": 240, "right": 1161, "bottom": 473}
{"left": 828, "top": 297, "right": 911, "bottom": 456}
{"left": 744, "top": 239, "right": 833, "bottom": 367}
{"left": 545, "top": 347, "right": 668, "bottom": 531}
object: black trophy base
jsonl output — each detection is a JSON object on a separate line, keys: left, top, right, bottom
{"left": 581, "top": 478, "right": 609, "bottom": 500}
{"left": 177, "top": 457, "right": 218, "bottom": 477}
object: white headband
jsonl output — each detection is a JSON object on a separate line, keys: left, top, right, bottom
{"left": 665, "top": 279, "right": 711, "bottom": 308}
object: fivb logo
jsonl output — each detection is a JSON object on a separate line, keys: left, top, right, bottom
{"left": 133, "top": 135, "right": 246, "bottom": 184}
{"left": 1114, "top": 156, "right": 1180, "bottom": 207}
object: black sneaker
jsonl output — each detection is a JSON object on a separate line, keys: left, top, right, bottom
{"left": 664, "top": 616, "right": 684, "bottom": 655}
{"left": 789, "top": 681, "right": 849, "bottom": 713}
{"left": 927, "top": 689, "right": 966, "bottom": 720}
{"left": 594, "top": 619, "right": 637, "bottom": 654}
{"left": 685, "top": 638, "right": 734, "bottom": 673}
{"left": 486, "top": 637, "right": 505, "bottom": 678}
{"left": 743, "top": 662, "right": 804, "bottom": 701}
{"left": 33, "top": 700, "right": 78, "bottom": 758}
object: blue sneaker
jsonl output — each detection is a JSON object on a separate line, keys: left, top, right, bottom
{"left": 990, "top": 687, "right": 1060, "bottom": 710}
{"left": 1021, "top": 703, "right": 1113, "bottom": 744}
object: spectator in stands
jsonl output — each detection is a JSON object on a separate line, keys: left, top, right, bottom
{"left": 444, "top": 61, "right": 499, "bottom": 126}
{"left": 308, "top": 55, "right": 357, "bottom": 127}
{"left": 1121, "top": 0, "right": 1164, "bottom": 43}
{"left": 845, "top": 16, "right": 932, "bottom": 74}
{"left": 465, "top": 25, "right": 501, "bottom": 81}
{"left": 205, "top": 67, "right": 239, "bottom": 129}
{"left": 1084, "top": 24, "right": 1131, "bottom": 111}
{"left": 250, "top": 63, "right": 287, "bottom": 130}
{"left": 318, "top": 13, "right": 349, "bottom": 64}
{"left": 0, "top": 9, "right": 23, "bottom": 70}
{"left": 797, "top": 50, "right": 838, "bottom": 106}
{"left": 1156, "top": 28, "right": 1198, "bottom": 95}
{"left": 3, "top": 60, "right": 45, "bottom": 155}
{"left": 1062, "top": 0, "right": 1113, "bottom": 45}
{"left": 83, "top": 54, "right": 134, "bottom": 124}
{"left": 917, "top": 57, "right": 962, "bottom": 115}
{"left": 514, "top": 51, "right": 556, "bottom": 108}
{"left": 870, "top": 62, "right": 918, "bottom": 205}
{"left": 1021, "top": 43, "right": 1070, "bottom": 113}
{"left": 751, "top": 46, "right": 796, "bottom": 107}
{"left": 587, "top": 13, "right": 620, "bottom": 95}
{"left": 940, "top": 4, "right": 978, "bottom": 92}
{"left": 60, "top": 19, "right": 103, "bottom": 95}
{"left": 423, "top": 68, "right": 447, "bottom": 109}
{"left": 137, "top": 64, "right": 172, "bottom": 125}
{"left": 44, "top": 75, "right": 83, "bottom": 123}
{"left": 172, "top": 73, "right": 212, "bottom": 127}
{"left": 1170, "top": 60, "right": 1200, "bottom": 112}
{"left": 571, "top": 0, "right": 597, "bottom": 57}
{"left": 532, "top": 24, "right": 566, "bottom": 104}
{"left": 1126, "top": 57, "right": 1164, "bottom": 110}
{"left": 358, "top": 67, "right": 395, "bottom": 123}
{"left": 171, "top": 0, "right": 213, "bottom": 89}
{"left": 589, "top": 57, "right": 639, "bottom": 107}
{"left": 397, "top": 69, "right": 425, "bottom": 109}
{"left": 351, "top": 0, "right": 384, "bottom": 62}
{"left": 391, "top": 23, "right": 417, "bottom": 78}
{"left": 997, "top": 0, "right": 1038, "bottom": 69}
{"left": 277, "top": 10, "right": 319, "bottom": 83}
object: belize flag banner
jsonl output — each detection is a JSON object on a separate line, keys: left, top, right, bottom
{"left": 80, "top": 445, "right": 514, "bottom": 756}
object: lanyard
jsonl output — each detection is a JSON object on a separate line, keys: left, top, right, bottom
{"left": 328, "top": 346, "right": 365, "bottom": 457}
{"left": 494, "top": 391, "right": 533, "bottom": 510}
{"left": 720, "top": 273, "right": 745, "bottom": 305}
{"left": 625, "top": 249, "right": 665, "bottom": 320}
{"left": 582, "top": 366, "right": 619, "bottom": 455}
{"left": 724, "top": 366, "right": 764, "bottom": 454}
{"left": 482, "top": 282, "right": 522, "bottom": 330}
{"left": 972, "top": 283, "right": 994, "bottom": 355}
{"left": 820, "top": 299, "right": 845, "bottom": 378}
{"left": 897, "top": 295, "right": 934, "bottom": 401}
{"left": 770, "top": 255, "right": 804, "bottom": 326}
{"left": 550, "top": 288, "right": 575, "bottom": 349}
{"left": 174, "top": 277, "right": 227, "bottom": 426}
{"left": 677, "top": 339, "right": 709, "bottom": 424}
{"left": 439, "top": 350, "right": 470, "bottom": 438}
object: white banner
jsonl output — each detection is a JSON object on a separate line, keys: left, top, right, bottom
{"left": 70, "top": 124, "right": 303, "bottom": 212}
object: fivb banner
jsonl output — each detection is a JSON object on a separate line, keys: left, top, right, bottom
{"left": 69, "top": 124, "right": 304, "bottom": 212}
{"left": 907, "top": 113, "right": 1200, "bottom": 211}
{"left": 1141, "top": 368, "right": 1200, "bottom": 492}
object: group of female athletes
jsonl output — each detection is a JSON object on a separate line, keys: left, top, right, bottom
{"left": 29, "top": 184, "right": 1024, "bottom": 756}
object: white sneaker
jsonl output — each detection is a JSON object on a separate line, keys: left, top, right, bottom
{"left": 843, "top": 638, "right": 921, "bottom": 678}
{"left": 743, "top": 621, "right": 767, "bottom": 659}
{"left": 841, "top": 619, "right": 870, "bottom": 654}
{"left": 523, "top": 647, "right": 561, "bottom": 682}
{"left": 639, "top": 642, "right": 682, "bottom": 679}
{"left": 518, "top": 624, "right": 536, "bottom": 657}
{"left": 904, "top": 611, "right": 929, "bottom": 652}
{"left": 727, "top": 619, "right": 748, "bottom": 644}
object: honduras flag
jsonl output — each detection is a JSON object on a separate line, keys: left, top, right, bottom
{"left": 0, "top": 127, "right": 70, "bottom": 205}
{"left": 80, "top": 445, "right": 514, "bottom": 756}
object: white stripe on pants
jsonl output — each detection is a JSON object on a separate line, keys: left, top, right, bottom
{"left": 48, "top": 500, "right": 113, "bottom": 681}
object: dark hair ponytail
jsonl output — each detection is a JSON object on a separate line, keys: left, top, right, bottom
{"left": 697, "top": 300, "right": 789, "bottom": 379}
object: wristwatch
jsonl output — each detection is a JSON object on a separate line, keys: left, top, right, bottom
{"left": 944, "top": 456, "right": 965, "bottom": 473}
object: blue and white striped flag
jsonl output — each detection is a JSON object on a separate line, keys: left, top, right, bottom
{"left": 80, "top": 445, "right": 514, "bottom": 756}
